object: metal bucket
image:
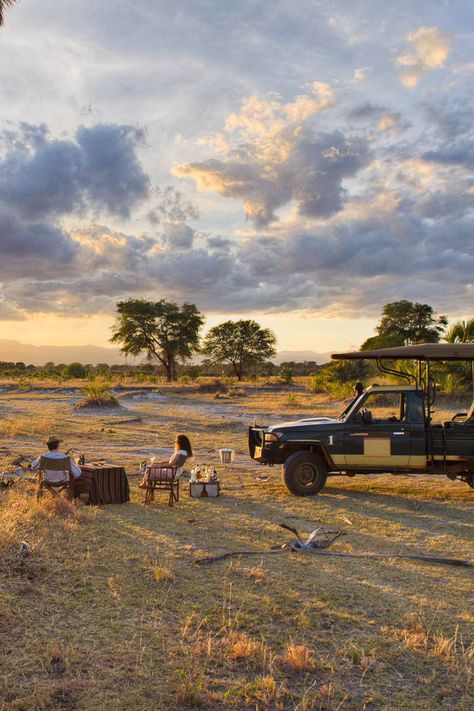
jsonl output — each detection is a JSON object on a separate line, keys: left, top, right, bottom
{"left": 219, "top": 448, "right": 234, "bottom": 464}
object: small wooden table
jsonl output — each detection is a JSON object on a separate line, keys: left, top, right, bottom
{"left": 75, "top": 464, "right": 130, "bottom": 505}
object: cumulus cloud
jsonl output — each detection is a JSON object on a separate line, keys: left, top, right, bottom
{"left": 377, "top": 112, "right": 409, "bottom": 134}
{"left": 2, "top": 76, "right": 474, "bottom": 322}
{"left": 0, "top": 123, "right": 150, "bottom": 221}
{"left": 147, "top": 186, "right": 199, "bottom": 225}
{"left": 146, "top": 187, "right": 198, "bottom": 249}
{"left": 175, "top": 84, "right": 369, "bottom": 227}
{"left": 353, "top": 67, "right": 370, "bottom": 82}
{"left": 223, "top": 82, "right": 334, "bottom": 140}
{"left": 346, "top": 103, "right": 385, "bottom": 122}
{"left": 0, "top": 121, "right": 151, "bottom": 306}
{"left": 396, "top": 27, "right": 452, "bottom": 88}
{"left": 161, "top": 220, "right": 195, "bottom": 249}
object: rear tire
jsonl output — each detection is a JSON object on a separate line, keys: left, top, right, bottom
{"left": 283, "top": 451, "right": 327, "bottom": 496}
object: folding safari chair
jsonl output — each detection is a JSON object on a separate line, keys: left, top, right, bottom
{"left": 36, "top": 456, "right": 73, "bottom": 501}
{"left": 144, "top": 454, "right": 186, "bottom": 507}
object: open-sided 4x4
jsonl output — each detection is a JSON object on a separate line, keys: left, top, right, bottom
{"left": 248, "top": 343, "right": 474, "bottom": 495}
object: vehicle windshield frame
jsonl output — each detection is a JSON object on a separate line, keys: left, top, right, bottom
{"left": 338, "top": 392, "right": 367, "bottom": 421}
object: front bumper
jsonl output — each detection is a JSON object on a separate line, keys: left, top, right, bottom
{"left": 248, "top": 426, "right": 279, "bottom": 463}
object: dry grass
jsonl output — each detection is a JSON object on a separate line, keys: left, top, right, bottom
{"left": 0, "top": 385, "right": 473, "bottom": 710}
{"left": 280, "top": 644, "right": 315, "bottom": 672}
{"left": 227, "top": 632, "right": 271, "bottom": 669}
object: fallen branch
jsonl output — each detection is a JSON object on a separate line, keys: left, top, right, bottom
{"left": 194, "top": 522, "right": 472, "bottom": 568}
{"left": 289, "top": 542, "right": 472, "bottom": 567}
{"left": 195, "top": 546, "right": 288, "bottom": 566}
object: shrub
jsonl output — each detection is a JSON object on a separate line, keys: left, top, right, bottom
{"left": 184, "top": 366, "right": 201, "bottom": 381}
{"left": 307, "top": 373, "right": 326, "bottom": 394}
{"left": 277, "top": 366, "right": 294, "bottom": 385}
{"left": 197, "top": 378, "right": 227, "bottom": 393}
{"left": 308, "top": 359, "right": 371, "bottom": 397}
{"left": 286, "top": 392, "right": 300, "bottom": 407}
{"left": 62, "top": 362, "right": 87, "bottom": 379}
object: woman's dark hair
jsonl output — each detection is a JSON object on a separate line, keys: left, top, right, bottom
{"left": 47, "top": 442, "right": 59, "bottom": 452}
{"left": 175, "top": 434, "right": 193, "bottom": 457}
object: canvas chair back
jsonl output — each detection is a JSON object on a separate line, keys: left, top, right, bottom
{"left": 144, "top": 454, "right": 187, "bottom": 507}
{"left": 173, "top": 453, "right": 187, "bottom": 475}
{"left": 39, "top": 456, "right": 71, "bottom": 472}
{"left": 36, "top": 456, "right": 72, "bottom": 501}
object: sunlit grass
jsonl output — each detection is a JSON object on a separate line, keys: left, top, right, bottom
{"left": 0, "top": 384, "right": 472, "bottom": 709}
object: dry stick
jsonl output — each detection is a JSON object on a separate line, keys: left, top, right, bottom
{"left": 195, "top": 547, "right": 288, "bottom": 565}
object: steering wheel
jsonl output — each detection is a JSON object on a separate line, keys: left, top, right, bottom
{"left": 360, "top": 408, "right": 373, "bottom": 424}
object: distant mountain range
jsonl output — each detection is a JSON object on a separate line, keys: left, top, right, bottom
{"left": 274, "top": 350, "right": 330, "bottom": 365}
{"left": 0, "top": 339, "right": 330, "bottom": 366}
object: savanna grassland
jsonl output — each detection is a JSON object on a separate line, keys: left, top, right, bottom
{"left": 0, "top": 382, "right": 473, "bottom": 710}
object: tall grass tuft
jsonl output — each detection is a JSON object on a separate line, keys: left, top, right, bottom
{"left": 76, "top": 379, "right": 119, "bottom": 409}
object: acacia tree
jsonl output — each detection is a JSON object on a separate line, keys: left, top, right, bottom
{"left": 110, "top": 299, "right": 204, "bottom": 382}
{"left": 0, "top": 1, "right": 17, "bottom": 26}
{"left": 202, "top": 320, "right": 276, "bottom": 381}
{"left": 361, "top": 300, "right": 447, "bottom": 349}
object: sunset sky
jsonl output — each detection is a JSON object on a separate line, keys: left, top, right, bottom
{"left": 0, "top": 0, "right": 473, "bottom": 353}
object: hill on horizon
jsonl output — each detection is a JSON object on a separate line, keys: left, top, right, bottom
{"left": 0, "top": 339, "right": 330, "bottom": 367}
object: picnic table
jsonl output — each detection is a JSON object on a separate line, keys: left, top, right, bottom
{"left": 75, "top": 464, "right": 130, "bottom": 505}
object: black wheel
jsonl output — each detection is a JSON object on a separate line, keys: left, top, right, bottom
{"left": 283, "top": 451, "right": 327, "bottom": 496}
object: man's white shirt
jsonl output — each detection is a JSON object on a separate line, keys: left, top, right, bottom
{"left": 32, "top": 451, "right": 82, "bottom": 484}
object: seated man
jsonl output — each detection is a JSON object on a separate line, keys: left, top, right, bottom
{"left": 32, "top": 435, "right": 82, "bottom": 484}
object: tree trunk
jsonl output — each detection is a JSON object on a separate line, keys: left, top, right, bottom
{"left": 164, "top": 362, "right": 173, "bottom": 382}
{"left": 170, "top": 355, "right": 178, "bottom": 381}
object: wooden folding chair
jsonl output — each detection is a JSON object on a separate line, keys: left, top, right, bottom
{"left": 36, "top": 456, "right": 73, "bottom": 501}
{"left": 144, "top": 466, "right": 180, "bottom": 507}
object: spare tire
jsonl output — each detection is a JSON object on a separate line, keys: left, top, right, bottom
{"left": 283, "top": 451, "right": 327, "bottom": 496}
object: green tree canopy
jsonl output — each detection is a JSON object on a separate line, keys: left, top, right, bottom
{"left": 361, "top": 300, "right": 447, "bottom": 350}
{"left": 110, "top": 298, "right": 204, "bottom": 382}
{"left": 202, "top": 320, "right": 277, "bottom": 381}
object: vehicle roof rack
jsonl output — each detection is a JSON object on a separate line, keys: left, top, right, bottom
{"left": 331, "top": 343, "right": 474, "bottom": 361}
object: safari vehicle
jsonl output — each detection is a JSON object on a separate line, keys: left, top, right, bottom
{"left": 249, "top": 343, "right": 474, "bottom": 496}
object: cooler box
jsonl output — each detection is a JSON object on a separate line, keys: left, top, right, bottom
{"left": 189, "top": 481, "right": 220, "bottom": 498}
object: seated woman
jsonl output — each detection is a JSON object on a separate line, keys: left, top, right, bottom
{"left": 138, "top": 434, "right": 193, "bottom": 488}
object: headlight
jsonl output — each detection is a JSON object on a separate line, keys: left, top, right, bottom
{"left": 264, "top": 432, "right": 280, "bottom": 444}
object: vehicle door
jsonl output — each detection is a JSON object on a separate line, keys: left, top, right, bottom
{"left": 343, "top": 391, "right": 412, "bottom": 468}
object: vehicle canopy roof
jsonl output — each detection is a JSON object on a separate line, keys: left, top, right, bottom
{"left": 364, "top": 384, "right": 418, "bottom": 392}
{"left": 331, "top": 343, "right": 474, "bottom": 361}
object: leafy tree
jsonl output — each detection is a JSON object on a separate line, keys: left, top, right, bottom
{"left": 202, "top": 320, "right": 276, "bottom": 381}
{"left": 444, "top": 319, "right": 474, "bottom": 343}
{"left": 361, "top": 334, "right": 406, "bottom": 351}
{"left": 110, "top": 298, "right": 204, "bottom": 382}
{"left": 361, "top": 300, "right": 447, "bottom": 349}
{"left": 63, "top": 362, "right": 87, "bottom": 379}
{"left": 0, "top": 1, "right": 16, "bottom": 26}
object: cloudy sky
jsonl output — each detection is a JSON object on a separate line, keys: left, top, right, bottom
{"left": 0, "top": 0, "right": 473, "bottom": 352}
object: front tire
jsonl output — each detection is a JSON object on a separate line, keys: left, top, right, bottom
{"left": 283, "top": 451, "right": 327, "bottom": 496}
